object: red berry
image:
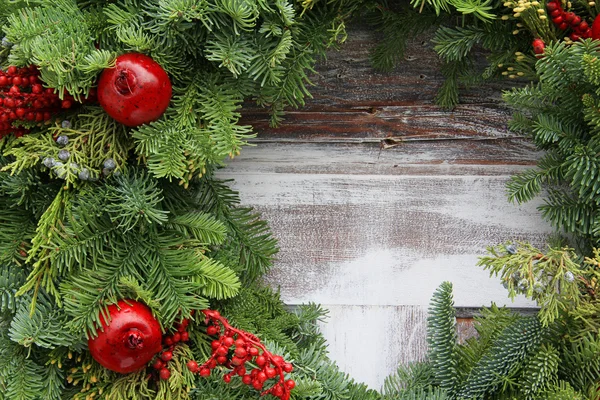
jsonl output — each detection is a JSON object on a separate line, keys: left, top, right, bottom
{"left": 87, "top": 300, "right": 162, "bottom": 374}
{"left": 216, "top": 356, "right": 227, "bottom": 364}
{"left": 211, "top": 340, "right": 220, "bottom": 349}
{"left": 223, "top": 337, "right": 234, "bottom": 347}
{"left": 199, "top": 368, "right": 211, "bottom": 377}
{"left": 216, "top": 346, "right": 228, "bottom": 356}
{"left": 572, "top": 16, "right": 581, "bottom": 26}
{"left": 546, "top": 1, "right": 559, "bottom": 11}
{"left": 256, "top": 372, "right": 267, "bottom": 382}
{"left": 180, "top": 331, "right": 189, "bottom": 342}
{"left": 223, "top": 374, "right": 232, "bottom": 383}
{"left": 553, "top": 15, "right": 564, "bottom": 25}
{"left": 97, "top": 53, "right": 172, "bottom": 127}
{"left": 579, "top": 21, "right": 589, "bottom": 31}
{"left": 265, "top": 367, "right": 277, "bottom": 378}
{"left": 0, "top": 76, "right": 7, "bottom": 86}
{"left": 7, "top": 66, "right": 17, "bottom": 75}
{"left": 571, "top": 33, "right": 581, "bottom": 41}
{"left": 15, "top": 108, "right": 25, "bottom": 118}
{"left": 234, "top": 338, "right": 246, "bottom": 347}
{"left": 25, "top": 112, "right": 34, "bottom": 121}
{"left": 9, "top": 85, "right": 19, "bottom": 94}
{"left": 153, "top": 359, "right": 165, "bottom": 370}
{"left": 550, "top": 9, "right": 562, "bottom": 18}
{"left": 272, "top": 385, "right": 284, "bottom": 397}
{"left": 186, "top": 360, "right": 199, "bottom": 373}
{"left": 159, "top": 367, "right": 171, "bottom": 380}
{"left": 285, "top": 379, "right": 295, "bottom": 389}
{"left": 256, "top": 355, "right": 267, "bottom": 366}
{"left": 207, "top": 325, "right": 219, "bottom": 335}
{"left": 252, "top": 380, "right": 264, "bottom": 390}
{"left": 237, "top": 366, "right": 246, "bottom": 376}
{"left": 231, "top": 356, "right": 244, "bottom": 366}
{"left": 31, "top": 84, "right": 42, "bottom": 94}
{"left": 564, "top": 12, "right": 575, "bottom": 22}
{"left": 172, "top": 332, "right": 181, "bottom": 343}
{"left": 234, "top": 347, "right": 247, "bottom": 358}
{"left": 249, "top": 347, "right": 259, "bottom": 357}
{"left": 242, "top": 375, "right": 252, "bottom": 385}
{"left": 20, "top": 77, "right": 29, "bottom": 86}
{"left": 61, "top": 99, "right": 72, "bottom": 109}
{"left": 12, "top": 76, "right": 22, "bottom": 86}
{"left": 559, "top": 22, "right": 569, "bottom": 30}
{"left": 163, "top": 336, "right": 174, "bottom": 346}
{"left": 161, "top": 351, "right": 173, "bottom": 362}
{"left": 282, "top": 363, "right": 293, "bottom": 373}
{"left": 3, "top": 98, "right": 14, "bottom": 108}
{"left": 272, "top": 355, "right": 284, "bottom": 366}
{"left": 208, "top": 359, "right": 217, "bottom": 369}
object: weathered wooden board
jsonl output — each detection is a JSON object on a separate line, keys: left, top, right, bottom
{"left": 218, "top": 24, "right": 553, "bottom": 390}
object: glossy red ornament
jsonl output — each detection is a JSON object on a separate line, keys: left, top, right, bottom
{"left": 592, "top": 14, "right": 600, "bottom": 40}
{"left": 97, "top": 53, "right": 172, "bottom": 127}
{"left": 88, "top": 300, "right": 162, "bottom": 374}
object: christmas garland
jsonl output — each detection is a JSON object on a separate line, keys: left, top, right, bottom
{"left": 1, "top": 0, "right": 600, "bottom": 399}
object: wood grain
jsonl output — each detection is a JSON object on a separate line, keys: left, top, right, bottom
{"left": 220, "top": 23, "right": 548, "bottom": 390}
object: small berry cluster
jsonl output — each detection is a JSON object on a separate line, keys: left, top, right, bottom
{"left": 187, "top": 310, "right": 295, "bottom": 400}
{"left": 546, "top": 1, "right": 592, "bottom": 41}
{"left": 0, "top": 66, "right": 73, "bottom": 137}
{"left": 151, "top": 318, "right": 192, "bottom": 381}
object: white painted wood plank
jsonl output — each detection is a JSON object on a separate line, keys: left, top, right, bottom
{"left": 217, "top": 143, "right": 552, "bottom": 389}
{"left": 217, "top": 170, "right": 551, "bottom": 308}
{"left": 316, "top": 305, "right": 428, "bottom": 391}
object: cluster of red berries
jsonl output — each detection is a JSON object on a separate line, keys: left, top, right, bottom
{"left": 547, "top": 1, "right": 592, "bottom": 41}
{"left": 0, "top": 65, "right": 73, "bottom": 137}
{"left": 150, "top": 318, "right": 192, "bottom": 381}
{"left": 186, "top": 310, "right": 296, "bottom": 400}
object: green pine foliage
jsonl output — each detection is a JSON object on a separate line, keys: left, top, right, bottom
{"left": 0, "top": 1, "right": 373, "bottom": 398}
{"left": 426, "top": 282, "right": 458, "bottom": 396}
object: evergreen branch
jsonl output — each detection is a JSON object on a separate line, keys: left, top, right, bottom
{"left": 166, "top": 211, "right": 228, "bottom": 245}
{"left": 426, "top": 282, "right": 458, "bottom": 395}
{"left": 9, "top": 292, "right": 80, "bottom": 349}
{"left": 478, "top": 243, "right": 584, "bottom": 327}
{"left": 519, "top": 344, "right": 559, "bottom": 399}
{"left": 193, "top": 256, "right": 241, "bottom": 300}
{"left": 382, "top": 362, "right": 435, "bottom": 397}
{"left": 433, "top": 25, "right": 485, "bottom": 63}
{"left": 0, "top": 263, "right": 27, "bottom": 314}
{"left": 457, "top": 317, "right": 544, "bottom": 399}
{"left": 4, "top": 354, "right": 45, "bottom": 400}
{"left": 506, "top": 151, "right": 564, "bottom": 204}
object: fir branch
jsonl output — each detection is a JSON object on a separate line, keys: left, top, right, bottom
{"left": 519, "top": 344, "right": 559, "bottom": 399}
{"left": 426, "top": 282, "right": 458, "bottom": 395}
{"left": 9, "top": 292, "right": 81, "bottom": 349}
{"left": 457, "top": 317, "right": 544, "bottom": 399}
{"left": 382, "top": 362, "right": 435, "bottom": 397}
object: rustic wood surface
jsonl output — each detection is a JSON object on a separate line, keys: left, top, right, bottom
{"left": 217, "top": 24, "right": 552, "bottom": 390}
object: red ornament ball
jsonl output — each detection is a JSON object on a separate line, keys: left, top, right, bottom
{"left": 88, "top": 300, "right": 163, "bottom": 374}
{"left": 592, "top": 14, "right": 600, "bottom": 40}
{"left": 97, "top": 53, "right": 172, "bottom": 127}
